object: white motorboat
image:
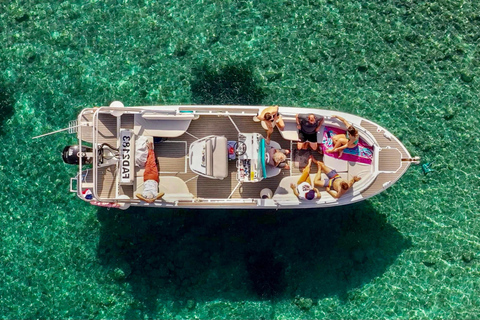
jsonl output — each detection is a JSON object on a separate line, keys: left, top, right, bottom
{"left": 60, "top": 102, "right": 418, "bottom": 209}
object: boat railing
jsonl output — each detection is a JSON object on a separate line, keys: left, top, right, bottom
{"left": 178, "top": 105, "right": 258, "bottom": 116}
{"left": 177, "top": 198, "right": 258, "bottom": 207}
{"left": 89, "top": 109, "right": 100, "bottom": 201}
{"left": 76, "top": 109, "right": 91, "bottom": 200}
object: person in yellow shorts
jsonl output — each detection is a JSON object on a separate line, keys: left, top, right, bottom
{"left": 290, "top": 156, "right": 321, "bottom": 201}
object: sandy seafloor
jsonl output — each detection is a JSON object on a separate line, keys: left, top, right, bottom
{"left": 1, "top": 0, "right": 480, "bottom": 319}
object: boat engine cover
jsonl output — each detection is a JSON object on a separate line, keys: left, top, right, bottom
{"left": 62, "top": 145, "right": 93, "bottom": 165}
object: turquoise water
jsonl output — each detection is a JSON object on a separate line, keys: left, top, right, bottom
{"left": 1, "top": 0, "right": 479, "bottom": 318}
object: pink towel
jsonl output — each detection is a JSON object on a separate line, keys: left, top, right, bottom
{"left": 321, "top": 126, "right": 374, "bottom": 164}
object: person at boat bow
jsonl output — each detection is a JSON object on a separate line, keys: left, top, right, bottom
{"left": 136, "top": 141, "right": 164, "bottom": 203}
{"left": 325, "top": 115, "right": 360, "bottom": 157}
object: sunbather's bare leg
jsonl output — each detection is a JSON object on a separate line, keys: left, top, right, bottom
{"left": 315, "top": 160, "right": 333, "bottom": 176}
{"left": 313, "top": 160, "right": 323, "bottom": 186}
{"left": 276, "top": 116, "right": 285, "bottom": 131}
{"left": 326, "top": 137, "right": 347, "bottom": 153}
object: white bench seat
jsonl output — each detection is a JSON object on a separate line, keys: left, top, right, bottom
{"left": 134, "top": 174, "right": 194, "bottom": 202}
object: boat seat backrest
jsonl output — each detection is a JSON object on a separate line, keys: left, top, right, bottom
{"left": 134, "top": 176, "right": 194, "bottom": 202}
{"left": 205, "top": 139, "right": 213, "bottom": 176}
{"left": 191, "top": 135, "right": 228, "bottom": 179}
{"left": 158, "top": 176, "right": 194, "bottom": 201}
{"left": 277, "top": 114, "right": 325, "bottom": 142}
{"left": 276, "top": 115, "right": 299, "bottom": 141}
{"left": 208, "top": 136, "right": 228, "bottom": 179}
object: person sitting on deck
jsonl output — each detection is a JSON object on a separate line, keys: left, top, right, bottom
{"left": 266, "top": 146, "right": 290, "bottom": 170}
{"left": 290, "top": 156, "right": 321, "bottom": 201}
{"left": 313, "top": 159, "right": 361, "bottom": 199}
{"left": 136, "top": 141, "right": 165, "bottom": 203}
{"left": 255, "top": 105, "right": 285, "bottom": 145}
{"left": 296, "top": 113, "right": 324, "bottom": 152}
{"left": 325, "top": 115, "right": 360, "bottom": 157}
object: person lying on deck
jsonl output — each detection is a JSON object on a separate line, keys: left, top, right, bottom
{"left": 136, "top": 141, "right": 164, "bottom": 203}
{"left": 325, "top": 115, "right": 360, "bottom": 157}
{"left": 266, "top": 146, "right": 290, "bottom": 170}
{"left": 256, "top": 105, "right": 285, "bottom": 145}
{"left": 313, "top": 159, "right": 361, "bottom": 199}
{"left": 290, "top": 156, "right": 321, "bottom": 201}
{"left": 296, "top": 113, "right": 324, "bottom": 153}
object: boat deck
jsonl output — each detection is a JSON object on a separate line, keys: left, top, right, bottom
{"left": 87, "top": 113, "right": 326, "bottom": 200}
{"left": 136, "top": 114, "right": 326, "bottom": 200}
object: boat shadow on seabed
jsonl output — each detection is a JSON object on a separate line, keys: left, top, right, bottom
{"left": 96, "top": 201, "right": 411, "bottom": 313}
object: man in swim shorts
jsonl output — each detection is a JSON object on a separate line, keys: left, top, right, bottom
{"left": 136, "top": 141, "right": 164, "bottom": 203}
{"left": 290, "top": 156, "right": 321, "bottom": 201}
{"left": 296, "top": 113, "right": 324, "bottom": 152}
{"left": 313, "top": 160, "right": 361, "bottom": 199}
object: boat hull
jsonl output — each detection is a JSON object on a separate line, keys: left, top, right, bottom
{"left": 65, "top": 104, "right": 417, "bottom": 209}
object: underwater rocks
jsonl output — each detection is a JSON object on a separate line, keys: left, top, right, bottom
{"left": 110, "top": 263, "right": 132, "bottom": 281}
{"left": 293, "top": 296, "right": 314, "bottom": 310}
{"left": 15, "top": 13, "right": 29, "bottom": 23}
{"left": 462, "top": 252, "right": 475, "bottom": 263}
{"left": 460, "top": 71, "right": 474, "bottom": 83}
{"left": 0, "top": 79, "right": 15, "bottom": 134}
{"left": 186, "top": 299, "right": 196, "bottom": 310}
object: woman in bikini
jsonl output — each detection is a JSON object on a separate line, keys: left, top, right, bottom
{"left": 325, "top": 115, "right": 360, "bottom": 157}
{"left": 256, "top": 105, "right": 285, "bottom": 145}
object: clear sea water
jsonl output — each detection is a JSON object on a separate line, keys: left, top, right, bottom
{"left": 1, "top": 0, "right": 479, "bottom": 319}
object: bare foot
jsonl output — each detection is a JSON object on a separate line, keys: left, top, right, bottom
{"left": 325, "top": 148, "right": 335, "bottom": 153}
{"left": 338, "top": 150, "right": 344, "bottom": 157}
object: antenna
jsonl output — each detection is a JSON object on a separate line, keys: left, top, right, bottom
{"left": 32, "top": 121, "right": 80, "bottom": 139}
